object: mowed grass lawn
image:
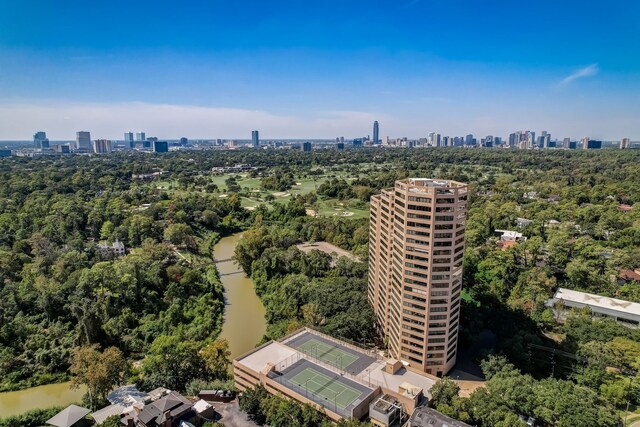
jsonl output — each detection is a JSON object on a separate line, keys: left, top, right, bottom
{"left": 156, "top": 172, "right": 370, "bottom": 219}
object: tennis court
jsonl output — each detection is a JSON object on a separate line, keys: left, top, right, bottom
{"left": 296, "top": 338, "right": 359, "bottom": 370}
{"left": 284, "top": 330, "right": 376, "bottom": 375}
{"left": 270, "top": 358, "right": 375, "bottom": 417}
{"left": 288, "top": 366, "right": 362, "bottom": 409}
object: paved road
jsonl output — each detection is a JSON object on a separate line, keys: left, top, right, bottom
{"left": 214, "top": 401, "right": 259, "bottom": 427}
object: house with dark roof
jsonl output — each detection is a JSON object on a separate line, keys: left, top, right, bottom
{"left": 46, "top": 405, "right": 91, "bottom": 427}
{"left": 618, "top": 269, "right": 640, "bottom": 286}
{"left": 409, "top": 407, "right": 471, "bottom": 427}
{"left": 137, "top": 391, "right": 195, "bottom": 427}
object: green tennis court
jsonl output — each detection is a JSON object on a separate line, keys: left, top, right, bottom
{"left": 288, "top": 367, "right": 362, "bottom": 409}
{"left": 295, "top": 338, "right": 359, "bottom": 370}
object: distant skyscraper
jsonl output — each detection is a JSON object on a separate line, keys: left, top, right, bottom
{"left": 124, "top": 132, "right": 134, "bottom": 148}
{"left": 582, "top": 137, "right": 590, "bottom": 149}
{"left": 621, "top": 138, "right": 630, "bottom": 149}
{"left": 562, "top": 137, "right": 571, "bottom": 148}
{"left": 373, "top": 121, "right": 379, "bottom": 144}
{"left": 33, "top": 131, "right": 49, "bottom": 150}
{"left": 135, "top": 132, "right": 146, "bottom": 142}
{"left": 153, "top": 141, "right": 169, "bottom": 153}
{"left": 484, "top": 135, "right": 494, "bottom": 147}
{"left": 433, "top": 133, "right": 442, "bottom": 147}
{"left": 76, "top": 131, "right": 92, "bottom": 152}
{"left": 527, "top": 131, "right": 535, "bottom": 149}
{"left": 465, "top": 134, "right": 474, "bottom": 146}
{"left": 179, "top": 137, "right": 189, "bottom": 146}
{"left": 252, "top": 130, "right": 260, "bottom": 148}
{"left": 302, "top": 141, "right": 312, "bottom": 152}
{"left": 92, "top": 139, "right": 112, "bottom": 154}
{"left": 336, "top": 142, "right": 345, "bottom": 151}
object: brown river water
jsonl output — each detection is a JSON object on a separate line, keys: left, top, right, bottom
{"left": 0, "top": 232, "right": 266, "bottom": 417}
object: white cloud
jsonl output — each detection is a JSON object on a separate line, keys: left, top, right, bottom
{"left": 560, "top": 63, "right": 599, "bottom": 85}
{"left": 0, "top": 101, "right": 385, "bottom": 140}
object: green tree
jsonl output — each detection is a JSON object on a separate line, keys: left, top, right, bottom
{"left": 429, "top": 377, "right": 460, "bottom": 408}
{"left": 141, "top": 335, "right": 206, "bottom": 391}
{"left": 201, "top": 338, "right": 231, "bottom": 380}
{"left": 70, "top": 345, "right": 128, "bottom": 410}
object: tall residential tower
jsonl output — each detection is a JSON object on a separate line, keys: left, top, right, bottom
{"left": 369, "top": 178, "right": 468, "bottom": 377}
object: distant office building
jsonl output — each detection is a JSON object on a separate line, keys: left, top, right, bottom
{"left": 92, "top": 139, "right": 112, "bottom": 154}
{"left": 541, "top": 131, "right": 551, "bottom": 149}
{"left": 135, "top": 132, "right": 146, "bottom": 142}
{"left": 153, "top": 141, "right": 169, "bottom": 153}
{"left": 179, "top": 137, "right": 188, "bottom": 146}
{"left": 484, "top": 135, "right": 494, "bottom": 147}
{"left": 302, "top": 141, "right": 312, "bottom": 152}
{"left": 524, "top": 131, "right": 535, "bottom": 149}
{"left": 568, "top": 140, "right": 578, "bottom": 149}
{"left": 76, "top": 131, "right": 92, "bottom": 153}
{"left": 587, "top": 140, "right": 602, "bottom": 149}
{"left": 353, "top": 138, "right": 364, "bottom": 147}
{"left": 373, "top": 121, "right": 379, "bottom": 144}
{"left": 144, "top": 137, "right": 157, "bottom": 149}
{"left": 252, "top": 130, "right": 260, "bottom": 148}
{"left": 33, "top": 131, "right": 50, "bottom": 149}
{"left": 53, "top": 144, "right": 70, "bottom": 154}
{"left": 465, "top": 134, "right": 474, "bottom": 146}
{"left": 494, "top": 136, "right": 502, "bottom": 146}
{"left": 582, "top": 137, "right": 602, "bottom": 150}
{"left": 0, "top": 150, "right": 11, "bottom": 157}
{"left": 433, "top": 133, "right": 442, "bottom": 147}
{"left": 336, "top": 142, "right": 345, "bottom": 151}
{"left": 621, "top": 138, "right": 630, "bottom": 149}
{"left": 124, "top": 132, "right": 135, "bottom": 149}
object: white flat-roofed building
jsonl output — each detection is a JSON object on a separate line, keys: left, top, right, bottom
{"left": 547, "top": 287, "right": 640, "bottom": 328}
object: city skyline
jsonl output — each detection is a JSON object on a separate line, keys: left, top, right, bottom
{"left": 1, "top": 1, "right": 639, "bottom": 139}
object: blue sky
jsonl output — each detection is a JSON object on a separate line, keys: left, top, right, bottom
{"left": 0, "top": 0, "right": 639, "bottom": 140}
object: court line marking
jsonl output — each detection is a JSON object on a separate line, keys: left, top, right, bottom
{"left": 288, "top": 367, "right": 363, "bottom": 408}
{"left": 297, "top": 339, "right": 359, "bottom": 368}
